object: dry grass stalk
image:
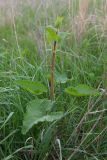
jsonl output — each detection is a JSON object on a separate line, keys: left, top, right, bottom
{"left": 74, "top": 0, "right": 90, "bottom": 41}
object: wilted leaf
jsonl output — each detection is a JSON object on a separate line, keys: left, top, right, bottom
{"left": 46, "top": 26, "right": 60, "bottom": 42}
{"left": 65, "top": 84, "right": 101, "bottom": 97}
{"left": 22, "top": 98, "right": 63, "bottom": 134}
{"left": 16, "top": 80, "right": 47, "bottom": 95}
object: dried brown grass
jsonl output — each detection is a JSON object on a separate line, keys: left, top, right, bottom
{"left": 74, "top": 0, "right": 90, "bottom": 41}
{"left": 1, "top": 0, "right": 107, "bottom": 40}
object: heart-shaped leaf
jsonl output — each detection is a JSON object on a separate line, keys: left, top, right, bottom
{"left": 22, "top": 98, "right": 63, "bottom": 134}
{"left": 46, "top": 26, "right": 60, "bottom": 42}
{"left": 65, "top": 84, "right": 101, "bottom": 97}
{"left": 16, "top": 80, "right": 47, "bottom": 95}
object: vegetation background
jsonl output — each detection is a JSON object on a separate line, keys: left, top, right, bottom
{"left": 0, "top": 0, "right": 107, "bottom": 159}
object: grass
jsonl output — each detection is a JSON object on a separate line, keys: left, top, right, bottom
{"left": 0, "top": 0, "right": 107, "bottom": 159}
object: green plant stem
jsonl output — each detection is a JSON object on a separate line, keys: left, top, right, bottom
{"left": 50, "top": 40, "right": 57, "bottom": 101}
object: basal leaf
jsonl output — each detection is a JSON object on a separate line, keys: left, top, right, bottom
{"left": 65, "top": 84, "right": 101, "bottom": 97}
{"left": 16, "top": 80, "right": 47, "bottom": 95}
{"left": 22, "top": 98, "right": 63, "bottom": 134}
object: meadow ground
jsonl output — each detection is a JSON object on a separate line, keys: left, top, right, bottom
{"left": 0, "top": 0, "right": 107, "bottom": 160}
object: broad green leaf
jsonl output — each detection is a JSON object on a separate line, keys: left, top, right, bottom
{"left": 55, "top": 16, "right": 63, "bottom": 28}
{"left": 65, "top": 84, "right": 101, "bottom": 97}
{"left": 46, "top": 26, "right": 60, "bottom": 42}
{"left": 16, "top": 80, "right": 47, "bottom": 95}
{"left": 22, "top": 98, "right": 63, "bottom": 134}
{"left": 55, "top": 72, "right": 68, "bottom": 84}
